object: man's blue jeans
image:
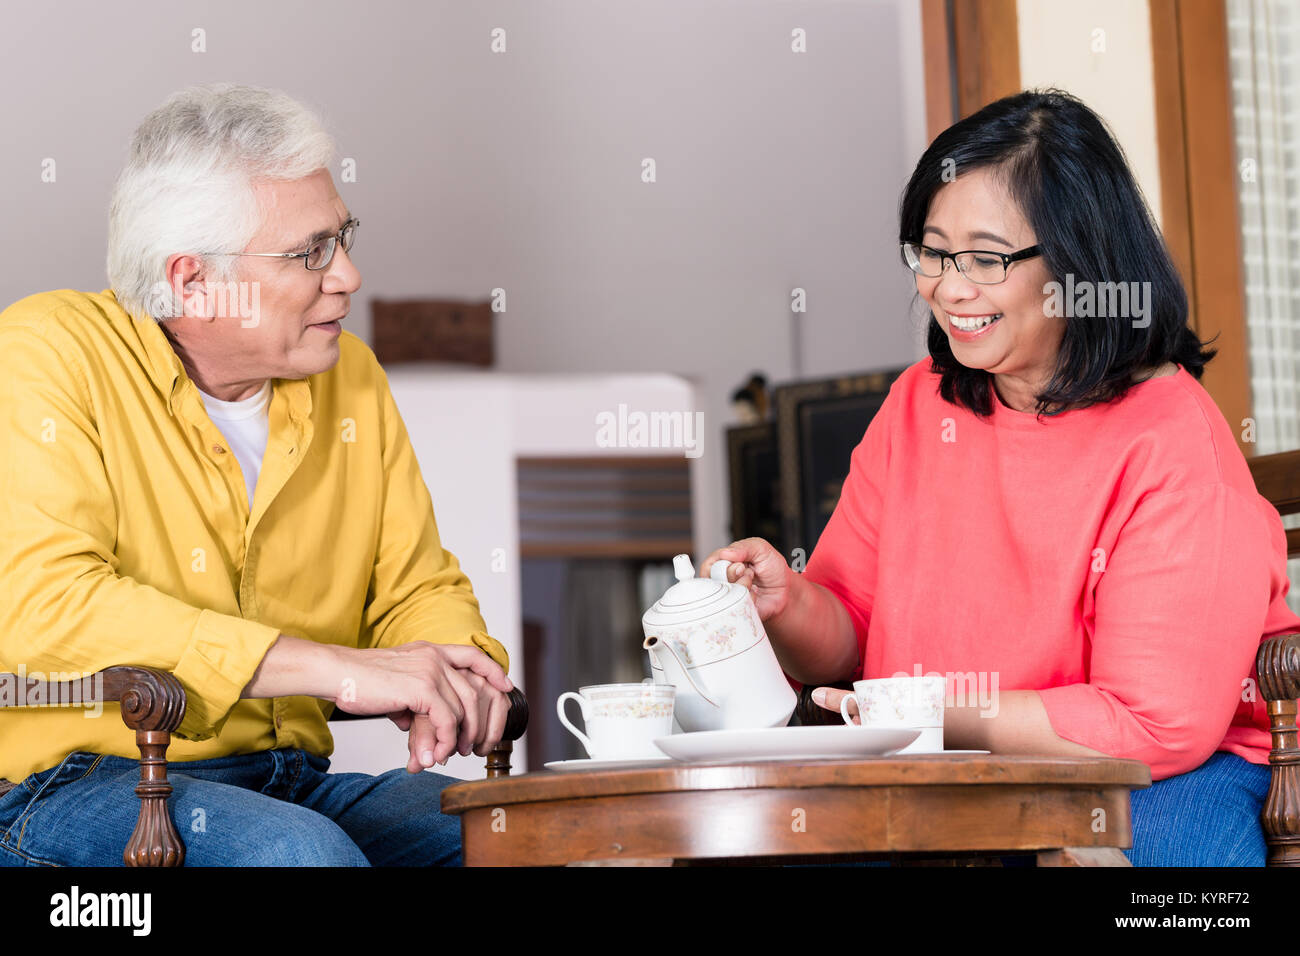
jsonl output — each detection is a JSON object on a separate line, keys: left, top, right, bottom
{"left": 0, "top": 748, "right": 465, "bottom": 866}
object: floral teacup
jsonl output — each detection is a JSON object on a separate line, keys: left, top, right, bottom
{"left": 840, "top": 676, "right": 946, "bottom": 754}
{"left": 557, "top": 682, "right": 675, "bottom": 760}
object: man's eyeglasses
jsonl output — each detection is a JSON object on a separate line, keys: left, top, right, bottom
{"left": 205, "top": 217, "right": 359, "bottom": 272}
{"left": 900, "top": 240, "right": 1040, "bottom": 285}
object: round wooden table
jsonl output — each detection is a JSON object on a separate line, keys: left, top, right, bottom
{"left": 441, "top": 754, "right": 1152, "bottom": 866}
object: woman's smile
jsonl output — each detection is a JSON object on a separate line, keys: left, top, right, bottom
{"left": 944, "top": 310, "right": 1004, "bottom": 338}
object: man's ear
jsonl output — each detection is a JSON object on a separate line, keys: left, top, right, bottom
{"left": 162, "top": 254, "right": 217, "bottom": 321}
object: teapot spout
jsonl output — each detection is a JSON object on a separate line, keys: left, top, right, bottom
{"left": 643, "top": 635, "right": 719, "bottom": 708}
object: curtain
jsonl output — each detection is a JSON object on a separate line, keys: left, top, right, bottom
{"left": 1227, "top": 0, "right": 1300, "bottom": 614}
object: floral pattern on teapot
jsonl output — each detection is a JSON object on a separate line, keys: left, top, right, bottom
{"left": 645, "top": 598, "right": 765, "bottom": 668}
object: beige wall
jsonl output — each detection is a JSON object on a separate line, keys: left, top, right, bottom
{"left": 1017, "top": 0, "right": 1163, "bottom": 228}
{"left": 1, "top": 0, "right": 929, "bottom": 561}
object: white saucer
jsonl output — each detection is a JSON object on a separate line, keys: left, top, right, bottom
{"left": 652, "top": 725, "right": 921, "bottom": 764}
{"left": 544, "top": 757, "right": 676, "bottom": 772}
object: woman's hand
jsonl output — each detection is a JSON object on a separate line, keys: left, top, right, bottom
{"left": 809, "top": 686, "right": 857, "bottom": 722}
{"left": 700, "top": 537, "right": 794, "bottom": 622}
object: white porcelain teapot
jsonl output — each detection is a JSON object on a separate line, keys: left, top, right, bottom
{"left": 641, "top": 554, "right": 797, "bottom": 733}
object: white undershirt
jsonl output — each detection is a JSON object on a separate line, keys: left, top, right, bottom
{"left": 196, "top": 381, "right": 272, "bottom": 510}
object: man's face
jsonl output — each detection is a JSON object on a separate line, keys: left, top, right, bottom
{"left": 174, "top": 168, "right": 361, "bottom": 396}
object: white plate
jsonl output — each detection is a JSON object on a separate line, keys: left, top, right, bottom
{"left": 544, "top": 757, "right": 676, "bottom": 772}
{"left": 652, "top": 725, "right": 922, "bottom": 763}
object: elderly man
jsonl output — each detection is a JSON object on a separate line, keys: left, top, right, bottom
{"left": 0, "top": 84, "right": 513, "bottom": 866}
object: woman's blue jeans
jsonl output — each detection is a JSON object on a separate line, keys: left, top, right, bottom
{"left": 0, "top": 748, "right": 465, "bottom": 866}
{"left": 1125, "top": 751, "right": 1272, "bottom": 866}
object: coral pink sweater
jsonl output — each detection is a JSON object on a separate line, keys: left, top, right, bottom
{"left": 803, "top": 358, "right": 1298, "bottom": 780}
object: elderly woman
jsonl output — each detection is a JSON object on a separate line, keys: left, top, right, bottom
{"left": 703, "top": 89, "right": 1298, "bottom": 866}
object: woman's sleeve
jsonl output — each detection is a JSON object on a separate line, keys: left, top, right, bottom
{"left": 1036, "top": 483, "right": 1273, "bottom": 780}
{"left": 801, "top": 393, "right": 895, "bottom": 682}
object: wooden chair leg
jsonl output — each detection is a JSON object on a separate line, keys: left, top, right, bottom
{"left": 101, "top": 667, "right": 188, "bottom": 867}
{"left": 1261, "top": 698, "right": 1300, "bottom": 867}
{"left": 486, "top": 739, "right": 513, "bottom": 778}
{"left": 123, "top": 729, "right": 184, "bottom": 867}
{"left": 484, "top": 687, "right": 529, "bottom": 778}
{"left": 1257, "top": 634, "right": 1300, "bottom": 866}
{"left": 1036, "top": 847, "right": 1132, "bottom": 867}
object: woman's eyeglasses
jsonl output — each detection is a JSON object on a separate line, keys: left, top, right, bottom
{"left": 900, "top": 240, "right": 1040, "bottom": 285}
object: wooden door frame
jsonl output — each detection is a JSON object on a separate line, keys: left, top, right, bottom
{"left": 921, "top": 0, "right": 1021, "bottom": 141}
{"left": 1150, "top": 0, "right": 1254, "bottom": 452}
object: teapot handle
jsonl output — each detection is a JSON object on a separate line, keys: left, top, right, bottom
{"left": 647, "top": 636, "right": 719, "bottom": 709}
{"left": 709, "top": 560, "right": 731, "bottom": 583}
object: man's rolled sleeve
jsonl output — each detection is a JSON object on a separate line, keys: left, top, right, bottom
{"left": 172, "top": 611, "right": 282, "bottom": 739}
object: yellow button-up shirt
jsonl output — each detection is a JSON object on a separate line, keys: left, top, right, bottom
{"left": 0, "top": 289, "right": 508, "bottom": 782}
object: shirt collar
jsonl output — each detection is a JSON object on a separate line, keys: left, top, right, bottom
{"left": 104, "top": 289, "right": 185, "bottom": 407}
{"left": 103, "top": 288, "right": 313, "bottom": 425}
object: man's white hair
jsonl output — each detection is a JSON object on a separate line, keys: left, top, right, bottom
{"left": 107, "top": 84, "right": 336, "bottom": 320}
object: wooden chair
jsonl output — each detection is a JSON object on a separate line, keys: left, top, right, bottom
{"left": 1243, "top": 448, "right": 1300, "bottom": 866}
{"left": 796, "top": 447, "right": 1300, "bottom": 867}
{"left": 0, "top": 666, "right": 528, "bottom": 866}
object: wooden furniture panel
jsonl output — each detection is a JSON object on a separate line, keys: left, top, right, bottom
{"left": 371, "top": 298, "right": 494, "bottom": 366}
{"left": 443, "top": 756, "right": 1146, "bottom": 867}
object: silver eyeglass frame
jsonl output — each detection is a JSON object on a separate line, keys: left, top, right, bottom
{"left": 203, "top": 217, "right": 359, "bottom": 271}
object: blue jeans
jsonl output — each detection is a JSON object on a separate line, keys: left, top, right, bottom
{"left": 0, "top": 748, "right": 465, "bottom": 866}
{"left": 1125, "top": 751, "right": 1272, "bottom": 866}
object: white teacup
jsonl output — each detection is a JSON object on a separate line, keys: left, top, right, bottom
{"left": 557, "top": 682, "right": 675, "bottom": 760}
{"left": 840, "top": 676, "right": 946, "bottom": 754}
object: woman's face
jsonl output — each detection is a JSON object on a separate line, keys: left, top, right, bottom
{"left": 915, "top": 167, "right": 1061, "bottom": 408}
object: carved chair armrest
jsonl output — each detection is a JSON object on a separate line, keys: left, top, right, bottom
{"left": 0, "top": 671, "right": 530, "bottom": 866}
{"left": 1258, "top": 633, "right": 1300, "bottom": 703}
{"left": 0, "top": 665, "right": 186, "bottom": 866}
{"left": 794, "top": 680, "right": 855, "bottom": 726}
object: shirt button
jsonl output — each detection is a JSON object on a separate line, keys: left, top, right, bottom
{"left": 275, "top": 714, "right": 283, "bottom": 729}
{"left": 212, "top": 443, "right": 226, "bottom": 455}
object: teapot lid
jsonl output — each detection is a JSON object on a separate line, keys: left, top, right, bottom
{"left": 643, "top": 554, "right": 745, "bottom": 625}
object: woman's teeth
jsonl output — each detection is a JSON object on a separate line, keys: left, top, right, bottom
{"left": 950, "top": 314, "right": 1001, "bottom": 331}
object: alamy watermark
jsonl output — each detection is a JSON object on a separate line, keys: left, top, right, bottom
{"left": 1042, "top": 275, "right": 1151, "bottom": 329}
{"left": 0, "top": 665, "right": 104, "bottom": 717}
{"left": 595, "top": 404, "right": 704, "bottom": 459}
{"left": 889, "top": 664, "right": 1000, "bottom": 718}
{"left": 144, "top": 278, "right": 262, "bottom": 327}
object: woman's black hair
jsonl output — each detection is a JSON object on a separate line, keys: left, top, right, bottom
{"left": 899, "top": 88, "right": 1217, "bottom": 420}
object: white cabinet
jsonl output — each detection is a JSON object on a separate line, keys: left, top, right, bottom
{"left": 328, "top": 369, "right": 697, "bottom": 778}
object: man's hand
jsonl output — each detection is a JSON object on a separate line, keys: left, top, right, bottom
{"left": 330, "top": 641, "right": 513, "bottom": 769}
{"left": 387, "top": 669, "right": 513, "bottom": 771}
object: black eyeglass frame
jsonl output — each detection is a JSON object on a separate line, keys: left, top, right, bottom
{"left": 900, "top": 240, "right": 1042, "bottom": 285}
